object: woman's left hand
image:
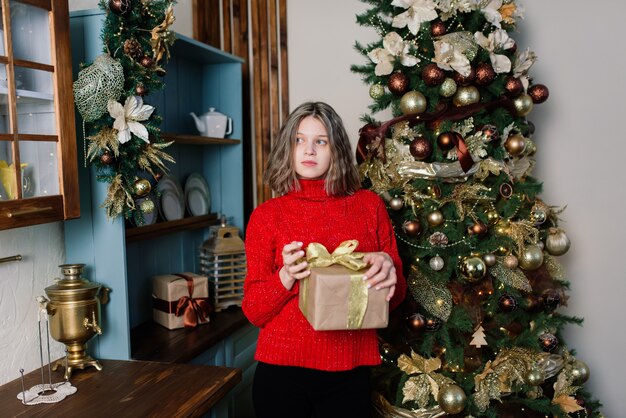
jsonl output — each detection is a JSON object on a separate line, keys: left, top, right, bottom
{"left": 362, "top": 252, "right": 396, "bottom": 301}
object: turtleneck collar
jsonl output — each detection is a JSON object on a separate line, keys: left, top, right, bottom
{"left": 288, "top": 179, "right": 329, "bottom": 200}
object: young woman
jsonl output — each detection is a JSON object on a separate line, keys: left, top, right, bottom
{"left": 242, "top": 101, "right": 406, "bottom": 418}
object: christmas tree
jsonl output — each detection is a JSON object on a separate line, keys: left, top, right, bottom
{"left": 352, "top": 1, "right": 603, "bottom": 416}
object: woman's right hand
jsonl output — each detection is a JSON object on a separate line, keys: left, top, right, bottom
{"left": 279, "top": 241, "right": 310, "bottom": 290}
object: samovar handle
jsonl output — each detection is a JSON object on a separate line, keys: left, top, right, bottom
{"left": 98, "top": 287, "right": 111, "bottom": 305}
{"left": 83, "top": 311, "right": 102, "bottom": 334}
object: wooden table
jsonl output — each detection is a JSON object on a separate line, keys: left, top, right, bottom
{"left": 0, "top": 359, "right": 241, "bottom": 418}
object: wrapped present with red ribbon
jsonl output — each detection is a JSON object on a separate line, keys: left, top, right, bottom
{"left": 152, "top": 272, "right": 212, "bottom": 329}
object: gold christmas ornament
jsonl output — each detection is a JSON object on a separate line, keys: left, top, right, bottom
{"left": 460, "top": 256, "right": 487, "bottom": 282}
{"left": 427, "top": 210, "right": 445, "bottom": 227}
{"left": 400, "top": 91, "right": 428, "bottom": 114}
{"left": 513, "top": 93, "right": 534, "bottom": 116}
{"left": 518, "top": 245, "right": 544, "bottom": 270}
{"left": 483, "top": 253, "right": 496, "bottom": 266}
{"left": 389, "top": 196, "right": 404, "bottom": 211}
{"left": 486, "top": 209, "right": 500, "bottom": 225}
{"left": 139, "top": 197, "right": 155, "bottom": 214}
{"left": 437, "top": 384, "right": 467, "bottom": 414}
{"left": 439, "top": 77, "right": 457, "bottom": 97}
{"left": 571, "top": 359, "right": 590, "bottom": 384}
{"left": 503, "top": 254, "right": 519, "bottom": 269}
{"left": 530, "top": 208, "right": 547, "bottom": 225}
{"left": 453, "top": 85, "right": 480, "bottom": 107}
{"left": 504, "top": 134, "right": 526, "bottom": 156}
{"left": 369, "top": 83, "right": 385, "bottom": 99}
{"left": 545, "top": 227, "right": 571, "bottom": 256}
{"left": 133, "top": 178, "right": 152, "bottom": 197}
{"left": 525, "top": 368, "right": 545, "bottom": 386}
{"left": 495, "top": 220, "right": 511, "bottom": 235}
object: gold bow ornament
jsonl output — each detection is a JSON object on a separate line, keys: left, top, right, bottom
{"left": 298, "top": 240, "right": 389, "bottom": 330}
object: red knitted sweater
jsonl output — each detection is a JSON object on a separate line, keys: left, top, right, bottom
{"left": 242, "top": 179, "right": 406, "bottom": 371}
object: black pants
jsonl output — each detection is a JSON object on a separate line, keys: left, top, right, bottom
{"left": 252, "top": 362, "right": 372, "bottom": 418}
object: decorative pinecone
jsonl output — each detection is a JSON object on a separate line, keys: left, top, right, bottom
{"left": 123, "top": 38, "right": 143, "bottom": 60}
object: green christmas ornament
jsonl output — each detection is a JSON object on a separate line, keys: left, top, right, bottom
{"left": 439, "top": 77, "right": 457, "bottom": 97}
{"left": 369, "top": 84, "right": 384, "bottom": 99}
{"left": 73, "top": 54, "right": 124, "bottom": 122}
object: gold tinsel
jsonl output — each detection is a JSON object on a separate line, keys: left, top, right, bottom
{"left": 137, "top": 141, "right": 175, "bottom": 176}
{"left": 490, "top": 258, "right": 532, "bottom": 292}
{"left": 438, "top": 183, "right": 493, "bottom": 220}
{"left": 373, "top": 392, "right": 446, "bottom": 418}
{"left": 101, "top": 174, "right": 135, "bottom": 219}
{"left": 507, "top": 219, "right": 539, "bottom": 255}
{"left": 473, "top": 347, "right": 542, "bottom": 412}
{"left": 87, "top": 127, "right": 120, "bottom": 161}
{"left": 150, "top": 4, "right": 176, "bottom": 63}
{"left": 407, "top": 266, "right": 452, "bottom": 321}
{"left": 398, "top": 351, "right": 456, "bottom": 408}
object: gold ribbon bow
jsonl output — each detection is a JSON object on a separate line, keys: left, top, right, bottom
{"left": 302, "top": 240, "right": 370, "bottom": 329}
{"left": 305, "top": 240, "right": 368, "bottom": 271}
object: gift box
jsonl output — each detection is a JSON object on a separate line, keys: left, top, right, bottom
{"left": 152, "top": 272, "right": 211, "bottom": 329}
{"left": 298, "top": 241, "right": 389, "bottom": 331}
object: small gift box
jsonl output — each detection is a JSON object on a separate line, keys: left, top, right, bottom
{"left": 152, "top": 272, "right": 212, "bottom": 330}
{"left": 299, "top": 240, "right": 389, "bottom": 331}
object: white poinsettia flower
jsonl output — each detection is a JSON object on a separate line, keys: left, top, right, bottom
{"left": 368, "top": 32, "right": 419, "bottom": 76}
{"left": 480, "top": 0, "right": 503, "bottom": 28}
{"left": 513, "top": 47, "right": 537, "bottom": 89}
{"left": 432, "top": 40, "right": 471, "bottom": 76}
{"left": 391, "top": 0, "right": 438, "bottom": 35}
{"left": 474, "top": 29, "right": 514, "bottom": 73}
{"left": 108, "top": 96, "right": 155, "bottom": 144}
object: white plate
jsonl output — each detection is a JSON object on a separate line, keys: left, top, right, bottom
{"left": 160, "top": 189, "right": 184, "bottom": 221}
{"left": 184, "top": 173, "right": 211, "bottom": 216}
{"left": 186, "top": 186, "right": 209, "bottom": 216}
{"left": 157, "top": 175, "right": 184, "bottom": 198}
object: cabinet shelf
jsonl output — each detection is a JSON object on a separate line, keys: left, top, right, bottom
{"left": 125, "top": 213, "right": 218, "bottom": 243}
{"left": 0, "top": 85, "right": 54, "bottom": 103}
{"left": 162, "top": 132, "right": 240, "bottom": 145}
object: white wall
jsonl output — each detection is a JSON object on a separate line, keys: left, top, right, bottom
{"left": 288, "top": 1, "right": 624, "bottom": 415}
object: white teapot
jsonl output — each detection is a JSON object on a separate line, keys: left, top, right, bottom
{"left": 190, "top": 108, "right": 233, "bottom": 138}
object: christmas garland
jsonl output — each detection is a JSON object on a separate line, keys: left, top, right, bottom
{"left": 73, "top": 0, "right": 177, "bottom": 223}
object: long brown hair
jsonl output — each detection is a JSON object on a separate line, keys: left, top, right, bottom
{"left": 264, "top": 102, "right": 361, "bottom": 196}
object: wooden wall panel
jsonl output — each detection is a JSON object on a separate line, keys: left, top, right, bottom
{"left": 194, "top": 0, "right": 289, "bottom": 219}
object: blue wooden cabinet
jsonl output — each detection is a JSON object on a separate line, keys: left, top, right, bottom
{"left": 64, "top": 9, "right": 254, "bottom": 418}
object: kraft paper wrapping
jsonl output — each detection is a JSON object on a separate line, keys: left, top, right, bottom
{"left": 152, "top": 272, "right": 210, "bottom": 330}
{"left": 299, "top": 264, "right": 389, "bottom": 331}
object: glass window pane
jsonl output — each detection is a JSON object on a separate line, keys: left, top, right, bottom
{"left": 0, "top": 140, "right": 16, "bottom": 200}
{"left": 0, "top": 4, "right": 5, "bottom": 56}
{"left": 10, "top": 0, "right": 51, "bottom": 64}
{"left": 15, "top": 66, "right": 55, "bottom": 135}
{"left": 18, "top": 140, "right": 59, "bottom": 198}
{"left": 0, "top": 65, "right": 9, "bottom": 134}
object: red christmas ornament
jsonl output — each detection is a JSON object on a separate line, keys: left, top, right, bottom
{"left": 504, "top": 76, "right": 523, "bottom": 97}
{"left": 430, "top": 21, "right": 447, "bottom": 37}
{"left": 437, "top": 131, "right": 456, "bottom": 151}
{"left": 498, "top": 294, "right": 518, "bottom": 313}
{"left": 139, "top": 55, "right": 154, "bottom": 68}
{"left": 453, "top": 68, "right": 475, "bottom": 86}
{"left": 421, "top": 63, "right": 445, "bottom": 86}
{"left": 468, "top": 221, "right": 488, "bottom": 237}
{"left": 475, "top": 62, "right": 495, "bottom": 86}
{"left": 406, "top": 313, "right": 426, "bottom": 332}
{"left": 541, "top": 289, "right": 562, "bottom": 311}
{"left": 539, "top": 333, "right": 559, "bottom": 352}
{"left": 523, "top": 294, "right": 543, "bottom": 313}
{"left": 528, "top": 84, "right": 550, "bottom": 104}
{"left": 387, "top": 72, "right": 409, "bottom": 96}
{"left": 402, "top": 220, "right": 422, "bottom": 237}
{"left": 499, "top": 183, "right": 513, "bottom": 199}
{"left": 109, "top": 0, "right": 131, "bottom": 16}
{"left": 100, "top": 151, "right": 114, "bottom": 165}
{"left": 135, "top": 84, "right": 148, "bottom": 96}
{"left": 425, "top": 317, "right": 441, "bottom": 331}
{"left": 409, "top": 136, "right": 433, "bottom": 160}
{"left": 481, "top": 124, "right": 499, "bottom": 142}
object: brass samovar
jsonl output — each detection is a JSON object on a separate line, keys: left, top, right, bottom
{"left": 43, "top": 264, "right": 109, "bottom": 379}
